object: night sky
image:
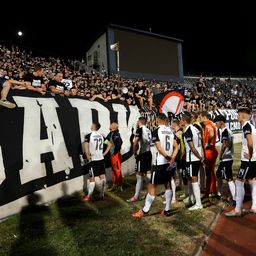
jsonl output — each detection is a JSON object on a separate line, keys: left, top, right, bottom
{"left": 1, "top": 2, "right": 255, "bottom": 76}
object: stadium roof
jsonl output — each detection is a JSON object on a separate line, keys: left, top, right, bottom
{"left": 108, "top": 24, "right": 183, "bottom": 43}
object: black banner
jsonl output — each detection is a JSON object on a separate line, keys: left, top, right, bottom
{"left": 209, "top": 109, "right": 242, "bottom": 133}
{"left": 0, "top": 91, "right": 139, "bottom": 208}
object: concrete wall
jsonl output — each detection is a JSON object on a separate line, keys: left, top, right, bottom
{"left": 86, "top": 33, "right": 108, "bottom": 72}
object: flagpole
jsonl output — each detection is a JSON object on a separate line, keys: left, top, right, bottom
{"left": 117, "top": 50, "right": 120, "bottom": 74}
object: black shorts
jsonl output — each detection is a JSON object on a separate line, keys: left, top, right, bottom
{"left": 176, "top": 159, "right": 185, "bottom": 170}
{"left": 237, "top": 161, "right": 256, "bottom": 180}
{"left": 136, "top": 151, "right": 152, "bottom": 173}
{"left": 216, "top": 161, "right": 233, "bottom": 180}
{"left": 87, "top": 160, "right": 105, "bottom": 178}
{"left": 186, "top": 161, "right": 201, "bottom": 177}
{"left": 150, "top": 164, "right": 175, "bottom": 184}
{"left": 179, "top": 160, "right": 187, "bottom": 179}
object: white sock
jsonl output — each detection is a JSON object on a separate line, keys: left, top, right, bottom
{"left": 198, "top": 170, "right": 201, "bottom": 187}
{"left": 217, "top": 178, "right": 223, "bottom": 196}
{"left": 99, "top": 179, "right": 106, "bottom": 197}
{"left": 188, "top": 182, "right": 195, "bottom": 202}
{"left": 249, "top": 180, "right": 256, "bottom": 209}
{"left": 165, "top": 189, "right": 173, "bottom": 211}
{"left": 235, "top": 180, "right": 245, "bottom": 212}
{"left": 143, "top": 193, "right": 155, "bottom": 213}
{"left": 192, "top": 182, "right": 202, "bottom": 206}
{"left": 171, "top": 178, "right": 176, "bottom": 201}
{"left": 88, "top": 181, "right": 96, "bottom": 197}
{"left": 228, "top": 180, "right": 236, "bottom": 201}
{"left": 135, "top": 175, "right": 142, "bottom": 198}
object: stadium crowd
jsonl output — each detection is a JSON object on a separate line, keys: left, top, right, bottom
{"left": 0, "top": 43, "right": 255, "bottom": 112}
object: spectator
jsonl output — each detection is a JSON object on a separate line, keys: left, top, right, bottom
{"left": 48, "top": 72, "right": 68, "bottom": 97}
{"left": 23, "top": 65, "right": 47, "bottom": 95}
{"left": 0, "top": 68, "right": 27, "bottom": 108}
{"left": 106, "top": 122, "right": 123, "bottom": 192}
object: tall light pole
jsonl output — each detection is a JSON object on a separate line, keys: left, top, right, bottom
{"left": 116, "top": 49, "right": 120, "bottom": 73}
{"left": 110, "top": 42, "right": 120, "bottom": 75}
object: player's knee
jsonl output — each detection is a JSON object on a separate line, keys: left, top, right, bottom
{"left": 164, "top": 182, "right": 171, "bottom": 189}
{"left": 236, "top": 178, "right": 244, "bottom": 183}
{"left": 191, "top": 176, "right": 198, "bottom": 182}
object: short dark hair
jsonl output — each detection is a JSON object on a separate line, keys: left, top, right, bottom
{"left": 214, "top": 115, "right": 226, "bottom": 123}
{"left": 156, "top": 113, "right": 168, "bottom": 121}
{"left": 191, "top": 112, "right": 199, "bottom": 119}
{"left": 181, "top": 115, "right": 191, "bottom": 124}
{"left": 93, "top": 122, "right": 101, "bottom": 131}
{"left": 201, "top": 111, "right": 211, "bottom": 119}
{"left": 172, "top": 119, "right": 180, "bottom": 125}
{"left": 138, "top": 117, "right": 147, "bottom": 124}
{"left": 34, "top": 65, "right": 43, "bottom": 72}
{"left": 238, "top": 107, "right": 251, "bottom": 115}
{"left": 55, "top": 70, "right": 63, "bottom": 76}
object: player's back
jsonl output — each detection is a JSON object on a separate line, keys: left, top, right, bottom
{"left": 138, "top": 125, "right": 152, "bottom": 154}
{"left": 152, "top": 125, "right": 174, "bottom": 166}
{"left": 221, "top": 127, "right": 234, "bottom": 161}
{"left": 204, "top": 120, "right": 217, "bottom": 148}
{"left": 88, "top": 131, "right": 104, "bottom": 161}
{"left": 241, "top": 121, "right": 256, "bottom": 162}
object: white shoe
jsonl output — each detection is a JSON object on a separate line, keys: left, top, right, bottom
{"left": 0, "top": 100, "right": 16, "bottom": 109}
{"left": 225, "top": 209, "right": 242, "bottom": 217}
{"left": 188, "top": 204, "right": 203, "bottom": 211}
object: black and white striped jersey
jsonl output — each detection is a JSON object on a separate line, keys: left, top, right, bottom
{"left": 183, "top": 124, "right": 202, "bottom": 162}
{"left": 220, "top": 127, "right": 234, "bottom": 162}
{"left": 152, "top": 125, "right": 175, "bottom": 166}
{"left": 135, "top": 125, "right": 152, "bottom": 154}
{"left": 241, "top": 121, "right": 256, "bottom": 162}
{"left": 84, "top": 131, "right": 104, "bottom": 161}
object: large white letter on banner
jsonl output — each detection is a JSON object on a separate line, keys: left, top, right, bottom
{"left": 112, "top": 104, "right": 140, "bottom": 154}
{"left": 13, "top": 97, "right": 73, "bottom": 184}
{"left": 0, "top": 146, "right": 5, "bottom": 186}
{"left": 69, "top": 99, "right": 111, "bottom": 142}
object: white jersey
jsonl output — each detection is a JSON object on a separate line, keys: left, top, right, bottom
{"left": 152, "top": 125, "right": 174, "bottom": 166}
{"left": 241, "top": 121, "right": 256, "bottom": 162}
{"left": 183, "top": 124, "right": 202, "bottom": 162}
{"left": 135, "top": 125, "right": 152, "bottom": 154}
{"left": 220, "top": 127, "right": 234, "bottom": 162}
{"left": 84, "top": 131, "right": 104, "bottom": 161}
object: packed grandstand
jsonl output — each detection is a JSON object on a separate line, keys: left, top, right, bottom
{"left": 1, "top": 42, "right": 255, "bottom": 113}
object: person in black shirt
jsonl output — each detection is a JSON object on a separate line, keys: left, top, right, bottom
{"left": 0, "top": 68, "right": 27, "bottom": 108}
{"left": 48, "top": 72, "right": 67, "bottom": 97}
{"left": 134, "top": 81, "right": 152, "bottom": 111}
{"left": 105, "top": 123, "right": 123, "bottom": 192}
{"left": 23, "top": 65, "right": 46, "bottom": 95}
{"left": 196, "top": 78, "right": 205, "bottom": 96}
